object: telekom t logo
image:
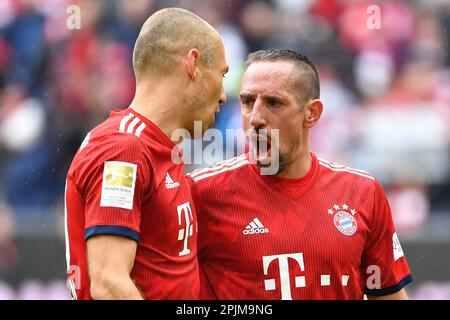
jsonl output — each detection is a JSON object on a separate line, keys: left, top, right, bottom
{"left": 177, "top": 202, "right": 195, "bottom": 256}
{"left": 263, "top": 253, "right": 305, "bottom": 300}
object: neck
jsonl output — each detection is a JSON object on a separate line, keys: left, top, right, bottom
{"left": 130, "top": 80, "right": 187, "bottom": 144}
{"left": 275, "top": 132, "right": 312, "bottom": 179}
{"left": 275, "top": 150, "right": 312, "bottom": 179}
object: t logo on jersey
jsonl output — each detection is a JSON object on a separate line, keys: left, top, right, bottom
{"left": 177, "top": 202, "right": 196, "bottom": 256}
{"left": 263, "top": 253, "right": 305, "bottom": 300}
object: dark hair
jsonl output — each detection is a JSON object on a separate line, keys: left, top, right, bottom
{"left": 245, "top": 49, "right": 320, "bottom": 100}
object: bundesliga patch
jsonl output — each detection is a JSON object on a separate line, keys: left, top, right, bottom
{"left": 327, "top": 204, "right": 358, "bottom": 236}
{"left": 100, "top": 161, "right": 137, "bottom": 210}
{"left": 392, "top": 232, "right": 404, "bottom": 261}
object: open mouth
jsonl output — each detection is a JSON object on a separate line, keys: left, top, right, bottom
{"left": 249, "top": 133, "right": 272, "bottom": 166}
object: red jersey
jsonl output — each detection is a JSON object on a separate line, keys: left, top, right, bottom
{"left": 65, "top": 108, "right": 199, "bottom": 299}
{"left": 187, "top": 153, "right": 412, "bottom": 300}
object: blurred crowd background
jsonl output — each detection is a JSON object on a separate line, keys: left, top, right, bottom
{"left": 0, "top": 0, "right": 449, "bottom": 299}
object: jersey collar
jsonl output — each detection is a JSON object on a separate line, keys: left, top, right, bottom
{"left": 247, "top": 152, "right": 320, "bottom": 200}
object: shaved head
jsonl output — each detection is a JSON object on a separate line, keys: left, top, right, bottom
{"left": 133, "top": 8, "right": 220, "bottom": 80}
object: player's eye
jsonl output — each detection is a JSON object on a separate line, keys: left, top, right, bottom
{"left": 240, "top": 98, "right": 253, "bottom": 109}
{"left": 266, "top": 98, "right": 279, "bottom": 107}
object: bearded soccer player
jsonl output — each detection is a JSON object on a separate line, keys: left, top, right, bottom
{"left": 64, "top": 8, "right": 228, "bottom": 299}
{"left": 187, "top": 49, "right": 412, "bottom": 300}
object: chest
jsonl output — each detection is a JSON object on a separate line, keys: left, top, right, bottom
{"left": 200, "top": 184, "right": 372, "bottom": 275}
{"left": 140, "top": 162, "right": 197, "bottom": 255}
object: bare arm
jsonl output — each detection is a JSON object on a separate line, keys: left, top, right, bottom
{"left": 87, "top": 235, "right": 143, "bottom": 300}
{"left": 367, "top": 288, "right": 408, "bottom": 300}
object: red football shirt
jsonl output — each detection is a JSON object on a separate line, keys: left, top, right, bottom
{"left": 65, "top": 108, "right": 199, "bottom": 299}
{"left": 187, "top": 153, "right": 412, "bottom": 300}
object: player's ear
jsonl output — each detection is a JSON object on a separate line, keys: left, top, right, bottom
{"left": 304, "top": 99, "right": 323, "bottom": 128}
{"left": 186, "top": 48, "right": 200, "bottom": 80}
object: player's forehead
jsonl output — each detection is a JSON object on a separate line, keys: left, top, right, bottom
{"left": 240, "top": 61, "right": 298, "bottom": 96}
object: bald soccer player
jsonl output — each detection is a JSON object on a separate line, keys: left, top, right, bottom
{"left": 64, "top": 8, "right": 228, "bottom": 299}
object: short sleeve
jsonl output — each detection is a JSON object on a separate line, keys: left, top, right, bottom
{"left": 77, "top": 133, "right": 153, "bottom": 242}
{"left": 361, "top": 179, "right": 412, "bottom": 296}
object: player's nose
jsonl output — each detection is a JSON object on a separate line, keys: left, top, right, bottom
{"left": 219, "top": 86, "right": 227, "bottom": 106}
{"left": 249, "top": 99, "right": 267, "bottom": 128}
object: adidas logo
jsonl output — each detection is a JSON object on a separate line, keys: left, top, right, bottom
{"left": 165, "top": 173, "right": 180, "bottom": 189}
{"left": 243, "top": 217, "right": 269, "bottom": 235}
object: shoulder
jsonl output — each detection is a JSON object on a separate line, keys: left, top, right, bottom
{"left": 95, "top": 110, "right": 148, "bottom": 142}
{"left": 187, "top": 154, "right": 250, "bottom": 185}
{"left": 317, "top": 156, "right": 376, "bottom": 184}
{"left": 80, "top": 111, "right": 151, "bottom": 158}
{"left": 72, "top": 121, "right": 153, "bottom": 180}
{"left": 316, "top": 156, "right": 388, "bottom": 208}
{"left": 78, "top": 131, "right": 147, "bottom": 165}
{"left": 317, "top": 156, "right": 381, "bottom": 198}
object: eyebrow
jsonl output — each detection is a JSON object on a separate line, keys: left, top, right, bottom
{"left": 239, "top": 93, "right": 286, "bottom": 100}
{"left": 263, "top": 94, "right": 285, "bottom": 101}
{"left": 239, "top": 92, "right": 253, "bottom": 99}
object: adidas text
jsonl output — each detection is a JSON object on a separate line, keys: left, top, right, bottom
{"left": 243, "top": 228, "right": 269, "bottom": 235}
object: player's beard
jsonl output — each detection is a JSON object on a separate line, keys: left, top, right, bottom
{"left": 256, "top": 134, "right": 301, "bottom": 176}
{"left": 187, "top": 95, "right": 213, "bottom": 137}
{"left": 256, "top": 150, "right": 287, "bottom": 175}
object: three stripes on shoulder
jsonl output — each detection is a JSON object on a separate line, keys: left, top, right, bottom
{"left": 189, "top": 155, "right": 374, "bottom": 182}
{"left": 119, "top": 113, "right": 146, "bottom": 137}
{"left": 317, "top": 157, "right": 374, "bottom": 181}
{"left": 189, "top": 155, "right": 249, "bottom": 182}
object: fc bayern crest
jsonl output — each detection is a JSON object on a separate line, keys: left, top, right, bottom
{"left": 333, "top": 211, "right": 357, "bottom": 236}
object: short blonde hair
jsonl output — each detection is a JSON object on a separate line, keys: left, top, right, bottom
{"left": 132, "top": 8, "right": 218, "bottom": 80}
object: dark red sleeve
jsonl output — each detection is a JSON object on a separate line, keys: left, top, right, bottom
{"left": 361, "top": 179, "right": 412, "bottom": 296}
{"left": 77, "top": 133, "right": 153, "bottom": 242}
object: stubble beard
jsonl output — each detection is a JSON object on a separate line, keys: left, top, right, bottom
{"left": 257, "top": 136, "right": 302, "bottom": 176}
{"left": 187, "top": 93, "right": 210, "bottom": 136}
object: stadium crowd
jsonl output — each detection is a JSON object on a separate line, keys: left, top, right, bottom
{"left": 0, "top": 0, "right": 449, "bottom": 299}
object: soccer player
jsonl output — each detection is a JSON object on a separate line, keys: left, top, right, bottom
{"left": 64, "top": 8, "right": 228, "bottom": 299}
{"left": 187, "top": 49, "right": 412, "bottom": 300}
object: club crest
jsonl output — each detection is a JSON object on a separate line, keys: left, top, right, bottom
{"left": 327, "top": 204, "right": 358, "bottom": 236}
